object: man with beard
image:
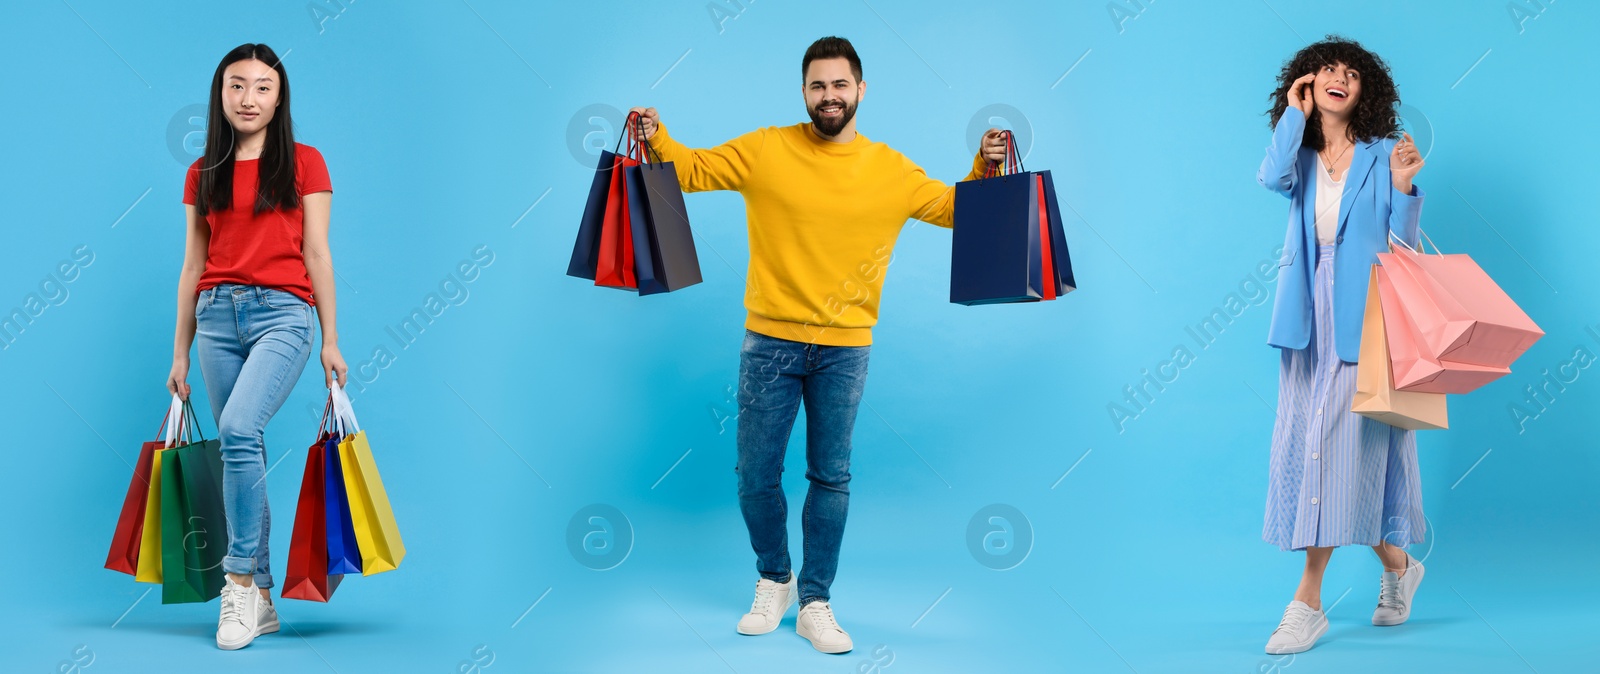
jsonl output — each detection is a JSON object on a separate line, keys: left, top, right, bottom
{"left": 630, "top": 36, "right": 1007, "bottom": 654}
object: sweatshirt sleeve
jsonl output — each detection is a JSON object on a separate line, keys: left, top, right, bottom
{"left": 905, "top": 152, "right": 989, "bottom": 229}
{"left": 646, "top": 123, "right": 765, "bottom": 193}
{"left": 1258, "top": 106, "right": 1306, "bottom": 199}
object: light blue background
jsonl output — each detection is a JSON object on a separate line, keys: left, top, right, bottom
{"left": 1, "top": 1, "right": 1593, "bottom": 672}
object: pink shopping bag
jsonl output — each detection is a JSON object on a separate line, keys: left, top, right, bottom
{"left": 1375, "top": 263, "right": 1508, "bottom": 394}
{"left": 1378, "top": 233, "right": 1543, "bottom": 368}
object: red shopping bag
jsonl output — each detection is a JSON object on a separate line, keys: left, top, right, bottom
{"left": 105, "top": 396, "right": 188, "bottom": 576}
{"left": 282, "top": 403, "right": 343, "bottom": 602}
{"left": 595, "top": 112, "right": 651, "bottom": 290}
{"left": 1376, "top": 262, "right": 1508, "bottom": 394}
{"left": 1035, "top": 173, "right": 1056, "bottom": 301}
{"left": 1379, "top": 234, "right": 1543, "bottom": 368}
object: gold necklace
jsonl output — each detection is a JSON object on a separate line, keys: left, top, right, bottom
{"left": 1320, "top": 141, "right": 1352, "bottom": 177}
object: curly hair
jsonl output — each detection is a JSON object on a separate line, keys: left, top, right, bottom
{"left": 1266, "top": 36, "right": 1401, "bottom": 150}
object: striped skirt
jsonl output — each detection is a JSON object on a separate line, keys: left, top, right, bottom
{"left": 1263, "top": 244, "right": 1425, "bottom": 551}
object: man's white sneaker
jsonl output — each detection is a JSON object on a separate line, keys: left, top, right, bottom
{"left": 736, "top": 574, "right": 796, "bottom": 635}
{"left": 795, "top": 601, "right": 853, "bottom": 654}
{"left": 1373, "top": 553, "right": 1425, "bottom": 626}
{"left": 216, "top": 578, "right": 278, "bottom": 650}
{"left": 1264, "top": 600, "right": 1327, "bottom": 655}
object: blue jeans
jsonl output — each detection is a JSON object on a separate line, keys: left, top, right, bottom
{"left": 193, "top": 284, "right": 315, "bottom": 588}
{"left": 736, "top": 330, "right": 870, "bottom": 606}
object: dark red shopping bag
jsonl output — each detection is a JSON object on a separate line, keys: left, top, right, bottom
{"left": 282, "top": 404, "right": 343, "bottom": 602}
{"left": 595, "top": 112, "right": 651, "bottom": 290}
{"left": 1035, "top": 173, "right": 1056, "bottom": 302}
{"left": 105, "top": 398, "right": 189, "bottom": 575}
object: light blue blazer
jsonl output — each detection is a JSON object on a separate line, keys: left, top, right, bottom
{"left": 1258, "top": 107, "right": 1425, "bottom": 363}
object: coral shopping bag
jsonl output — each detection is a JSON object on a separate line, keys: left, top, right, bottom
{"left": 1376, "top": 260, "right": 1508, "bottom": 394}
{"left": 1352, "top": 266, "right": 1448, "bottom": 430}
{"left": 1378, "top": 231, "right": 1543, "bottom": 368}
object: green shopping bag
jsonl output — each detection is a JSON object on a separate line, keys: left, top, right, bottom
{"left": 159, "top": 401, "right": 227, "bottom": 604}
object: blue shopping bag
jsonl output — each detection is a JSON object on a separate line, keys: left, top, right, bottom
{"left": 1037, "top": 170, "right": 1076, "bottom": 296}
{"left": 625, "top": 146, "right": 702, "bottom": 295}
{"left": 951, "top": 173, "right": 1044, "bottom": 304}
{"left": 325, "top": 431, "right": 363, "bottom": 575}
{"left": 566, "top": 149, "right": 620, "bottom": 281}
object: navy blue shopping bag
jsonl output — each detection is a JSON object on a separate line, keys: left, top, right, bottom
{"left": 627, "top": 159, "right": 702, "bottom": 295}
{"left": 1038, "top": 170, "right": 1076, "bottom": 296}
{"left": 951, "top": 159, "right": 1043, "bottom": 303}
{"left": 565, "top": 149, "right": 620, "bottom": 280}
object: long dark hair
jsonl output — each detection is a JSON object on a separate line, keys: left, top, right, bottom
{"left": 196, "top": 43, "right": 297, "bottom": 216}
{"left": 1266, "top": 36, "right": 1401, "bottom": 150}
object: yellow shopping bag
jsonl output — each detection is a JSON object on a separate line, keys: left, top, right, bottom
{"left": 338, "top": 430, "right": 405, "bottom": 574}
{"left": 134, "top": 448, "right": 165, "bottom": 583}
{"left": 330, "top": 384, "right": 404, "bottom": 576}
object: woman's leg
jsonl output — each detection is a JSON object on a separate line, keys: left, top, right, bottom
{"left": 216, "top": 292, "right": 314, "bottom": 595}
{"left": 1371, "top": 541, "right": 1409, "bottom": 575}
{"left": 1293, "top": 546, "right": 1334, "bottom": 610}
{"left": 193, "top": 288, "right": 265, "bottom": 599}
{"left": 1267, "top": 545, "right": 1334, "bottom": 654}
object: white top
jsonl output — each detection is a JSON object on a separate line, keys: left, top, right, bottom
{"left": 1313, "top": 154, "right": 1346, "bottom": 246}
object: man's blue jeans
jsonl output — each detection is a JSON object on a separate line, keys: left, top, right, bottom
{"left": 736, "top": 329, "right": 870, "bottom": 607}
{"left": 194, "top": 284, "right": 315, "bottom": 588}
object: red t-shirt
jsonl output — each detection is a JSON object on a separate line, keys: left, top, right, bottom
{"left": 183, "top": 143, "right": 332, "bottom": 305}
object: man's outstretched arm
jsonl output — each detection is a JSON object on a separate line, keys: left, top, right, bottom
{"left": 629, "top": 106, "right": 766, "bottom": 193}
{"left": 907, "top": 128, "right": 1010, "bottom": 228}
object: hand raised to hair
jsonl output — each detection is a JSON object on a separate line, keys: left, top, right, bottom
{"left": 1285, "top": 72, "right": 1316, "bottom": 117}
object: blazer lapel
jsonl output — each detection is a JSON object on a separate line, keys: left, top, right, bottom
{"left": 1335, "top": 140, "right": 1378, "bottom": 239}
{"left": 1299, "top": 146, "right": 1318, "bottom": 248}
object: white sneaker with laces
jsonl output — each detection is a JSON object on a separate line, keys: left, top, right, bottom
{"left": 736, "top": 574, "right": 796, "bottom": 635}
{"left": 795, "top": 600, "right": 853, "bottom": 654}
{"left": 217, "top": 577, "right": 278, "bottom": 650}
{"left": 1264, "top": 600, "right": 1327, "bottom": 655}
{"left": 1373, "top": 553, "right": 1425, "bottom": 626}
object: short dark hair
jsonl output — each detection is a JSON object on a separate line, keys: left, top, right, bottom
{"left": 802, "top": 36, "right": 862, "bottom": 83}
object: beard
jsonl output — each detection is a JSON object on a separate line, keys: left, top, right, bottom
{"left": 807, "top": 94, "right": 859, "bottom": 137}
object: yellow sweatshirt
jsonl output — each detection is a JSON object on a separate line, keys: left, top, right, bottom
{"left": 648, "top": 122, "right": 986, "bottom": 346}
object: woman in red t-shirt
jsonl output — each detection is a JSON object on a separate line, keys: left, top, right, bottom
{"left": 165, "top": 43, "right": 348, "bottom": 651}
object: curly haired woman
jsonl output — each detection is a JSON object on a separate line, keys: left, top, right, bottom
{"left": 1256, "top": 36, "right": 1428, "bottom": 655}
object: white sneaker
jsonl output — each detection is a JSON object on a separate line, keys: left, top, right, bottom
{"left": 217, "top": 578, "right": 278, "bottom": 650}
{"left": 795, "top": 601, "right": 853, "bottom": 654}
{"left": 736, "top": 574, "right": 797, "bottom": 635}
{"left": 1264, "top": 601, "right": 1328, "bottom": 655}
{"left": 258, "top": 594, "right": 281, "bottom": 635}
{"left": 1373, "top": 553, "right": 1425, "bottom": 626}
